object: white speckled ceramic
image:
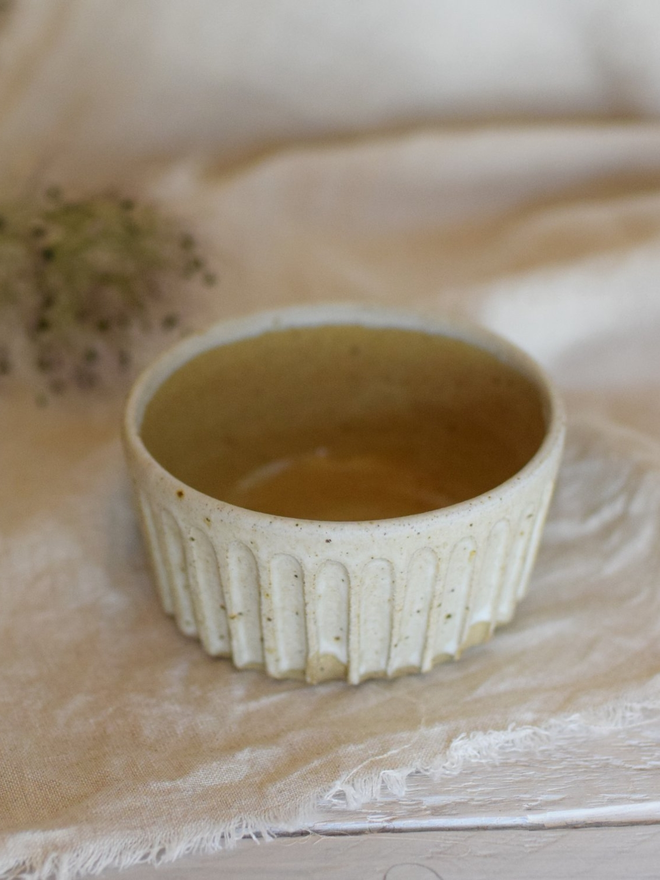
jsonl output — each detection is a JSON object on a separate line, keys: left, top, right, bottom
{"left": 123, "top": 304, "right": 565, "bottom": 684}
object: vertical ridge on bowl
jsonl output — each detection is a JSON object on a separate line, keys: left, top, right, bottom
{"left": 185, "top": 528, "right": 231, "bottom": 657}
{"left": 516, "top": 483, "right": 555, "bottom": 603}
{"left": 266, "top": 554, "right": 307, "bottom": 679}
{"left": 307, "top": 561, "right": 350, "bottom": 683}
{"left": 388, "top": 547, "right": 438, "bottom": 677}
{"left": 462, "top": 518, "right": 510, "bottom": 650}
{"left": 430, "top": 535, "right": 478, "bottom": 666}
{"left": 159, "top": 509, "right": 197, "bottom": 637}
{"left": 224, "top": 542, "right": 264, "bottom": 669}
{"left": 496, "top": 503, "right": 539, "bottom": 625}
{"left": 356, "top": 558, "right": 395, "bottom": 683}
{"left": 137, "top": 491, "right": 175, "bottom": 616}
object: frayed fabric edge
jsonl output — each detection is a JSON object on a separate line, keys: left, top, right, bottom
{"left": 327, "top": 694, "right": 660, "bottom": 809}
{"left": 0, "top": 814, "right": 316, "bottom": 880}
{"left": 3, "top": 694, "right": 660, "bottom": 880}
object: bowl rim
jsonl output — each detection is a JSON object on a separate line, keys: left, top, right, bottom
{"left": 123, "top": 302, "right": 566, "bottom": 534}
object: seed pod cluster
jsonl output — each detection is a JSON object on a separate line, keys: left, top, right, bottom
{"left": 0, "top": 187, "right": 216, "bottom": 398}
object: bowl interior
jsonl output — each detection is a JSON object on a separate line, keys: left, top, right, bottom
{"left": 139, "top": 324, "right": 547, "bottom": 521}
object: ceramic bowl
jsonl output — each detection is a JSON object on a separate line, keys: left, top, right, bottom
{"left": 123, "top": 304, "right": 565, "bottom": 684}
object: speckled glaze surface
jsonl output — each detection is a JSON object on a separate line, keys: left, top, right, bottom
{"left": 123, "top": 305, "right": 565, "bottom": 684}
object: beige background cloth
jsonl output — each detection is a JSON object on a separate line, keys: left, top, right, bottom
{"left": 2, "top": 2, "right": 660, "bottom": 877}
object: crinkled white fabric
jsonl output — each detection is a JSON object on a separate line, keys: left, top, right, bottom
{"left": 2, "top": 2, "right": 660, "bottom": 879}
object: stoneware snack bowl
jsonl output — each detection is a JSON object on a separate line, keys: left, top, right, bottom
{"left": 123, "top": 304, "right": 565, "bottom": 684}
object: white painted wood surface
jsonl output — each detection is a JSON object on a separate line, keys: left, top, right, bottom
{"left": 105, "top": 828, "right": 660, "bottom": 880}
{"left": 101, "top": 717, "right": 660, "bottom": 879}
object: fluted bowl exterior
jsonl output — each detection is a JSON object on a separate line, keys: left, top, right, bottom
{"left": 123, "top": 305, "right": 565, "bottom": 684}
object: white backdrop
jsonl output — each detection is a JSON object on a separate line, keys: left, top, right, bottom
{"left": 3, "top": 0, "right": 660, "bottom": 188}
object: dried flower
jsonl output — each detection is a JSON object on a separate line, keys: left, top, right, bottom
{"left": 0, "top": 187, "right": 215, "bottom": 397}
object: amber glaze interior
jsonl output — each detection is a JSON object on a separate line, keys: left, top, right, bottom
{"left": 140, "top": 324, "right": 547, "bottom": 521}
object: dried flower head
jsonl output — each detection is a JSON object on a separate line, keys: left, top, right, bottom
{"left": 0, "top": 187, "right": 216, "bottom": 398}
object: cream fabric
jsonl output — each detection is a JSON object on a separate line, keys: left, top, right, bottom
{"left": 3, "top": 2, "right": 660, "bottom": 878}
